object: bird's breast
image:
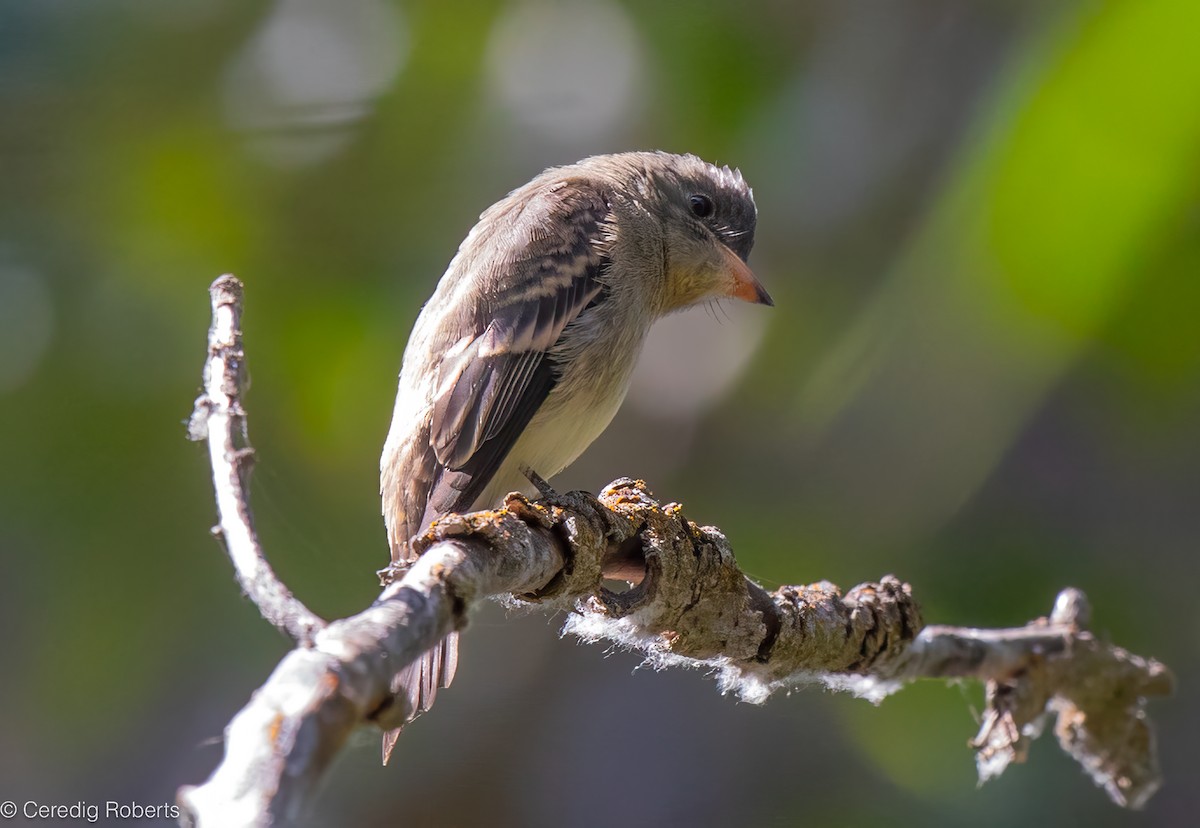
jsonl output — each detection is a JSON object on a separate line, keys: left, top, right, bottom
{"left": 474, "top": 306, "right": 648, "bottom": 508}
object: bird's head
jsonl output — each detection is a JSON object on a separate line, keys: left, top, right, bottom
{"left": 609, "top": 152, "right": 770, "bottom": 315}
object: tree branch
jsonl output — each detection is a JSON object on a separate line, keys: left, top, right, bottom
{"left": 186, "top": 274, "right": 325, "bottom": 646}
{"left": 178, "top": 276, "right": 1174, "bottom": 826}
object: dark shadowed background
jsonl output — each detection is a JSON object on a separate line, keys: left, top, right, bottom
{"left": 1, "top": 1, "right": 1197, "bottom": 826}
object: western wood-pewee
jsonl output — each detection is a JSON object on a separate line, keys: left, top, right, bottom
{"left": 379, "top": 151, "right": 771, "bottom": 761}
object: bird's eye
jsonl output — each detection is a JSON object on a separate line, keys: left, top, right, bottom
{"left": 689, "top": 194, "right": 714, "bottom": 218}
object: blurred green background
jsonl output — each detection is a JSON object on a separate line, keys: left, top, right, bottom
{"left": 1, "top": 1, "right": 1196, "bottom": 826}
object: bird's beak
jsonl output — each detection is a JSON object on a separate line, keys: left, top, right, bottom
{"left": 719, "top": 243, "right": 773, "bottom": 306}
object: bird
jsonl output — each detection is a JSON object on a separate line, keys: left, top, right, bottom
{"left": 378, "top": 150, "right": 771, "bottom": 762}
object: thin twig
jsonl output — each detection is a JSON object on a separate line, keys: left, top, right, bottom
{"left": 187, "top": 274, "right": 325, "bottom": 645}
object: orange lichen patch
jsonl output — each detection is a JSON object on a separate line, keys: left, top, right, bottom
{"left": 268, "top": 713, "right": 285, "bottom": 745}
{"left": 503, "top": 492, "right": 549, "bottom": 516}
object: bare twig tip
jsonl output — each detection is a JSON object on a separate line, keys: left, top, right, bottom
{"left": 193, "top": 275, "right": 325, "bottom": 649}
{"left": 1051, "top": 588, "right": 1091, "bottom": 628}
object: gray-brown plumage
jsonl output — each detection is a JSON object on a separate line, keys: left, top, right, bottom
{"left": 379, "top": 151, "right": 770, "bottom": 762}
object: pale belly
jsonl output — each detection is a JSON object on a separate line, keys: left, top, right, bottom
{"left": 473, "top": 338, "right": 638, "bottom": 508}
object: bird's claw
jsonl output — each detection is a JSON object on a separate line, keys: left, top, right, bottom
{"left": 520, "top": 465, "right": 557, "bottom": 499}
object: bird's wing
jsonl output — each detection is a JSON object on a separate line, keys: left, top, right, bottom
{"left": 384, "top": 179, "right": 611, "bottom": 565}
{"left": 378, "top": 181, "right": 611, "bottom": 757}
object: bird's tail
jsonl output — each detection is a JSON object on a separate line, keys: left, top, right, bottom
{"left": 381, "top": 631, "right": 460, "bottom": 764}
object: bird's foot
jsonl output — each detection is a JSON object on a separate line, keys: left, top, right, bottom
{"left": 520, "top": 465, "right": 558, "bottom": 499}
